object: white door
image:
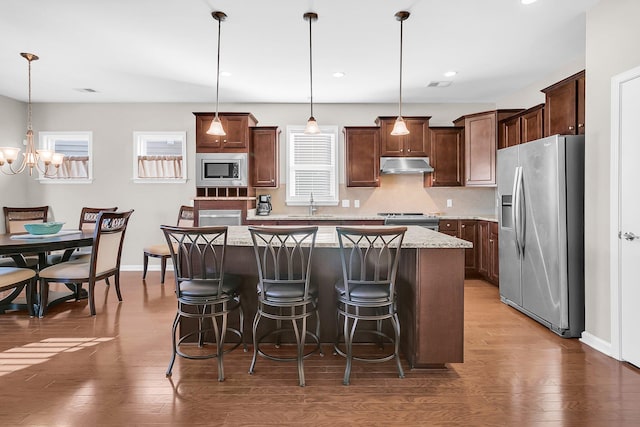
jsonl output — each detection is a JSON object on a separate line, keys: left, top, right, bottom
{"left": 618, "top": 71, "right": 640, "bottom": 367}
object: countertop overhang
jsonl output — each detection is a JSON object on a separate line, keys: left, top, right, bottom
{"left": 227, "top": 225, "right": 472, "bottom": 249}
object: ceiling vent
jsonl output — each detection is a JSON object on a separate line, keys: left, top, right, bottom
{"left": 427, "top": 81, "right": 452, "bottom": 88}
{"left": 74, "top": 88, "right": 98, "bottom": 93}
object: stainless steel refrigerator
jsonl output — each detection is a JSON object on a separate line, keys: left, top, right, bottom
{"left": 497, "top": 135, "right": 584, "bottom": 337}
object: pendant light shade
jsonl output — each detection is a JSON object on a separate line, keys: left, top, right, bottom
{"left": 391, "top": 11, "right": 410, "bottom": 136}
{"left": 207, "top": 11, "right": 227, "bottom": 136}
{"left": 303, "top": 12, "right": 320, "bottom": 134}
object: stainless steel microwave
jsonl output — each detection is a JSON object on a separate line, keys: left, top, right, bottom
{"left": 196, "top": 153, "right": 248, "bottom": 187}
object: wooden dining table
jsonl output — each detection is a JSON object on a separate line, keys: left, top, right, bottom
{"left": 0, "top": 230, "right": 94, "bottom": 315}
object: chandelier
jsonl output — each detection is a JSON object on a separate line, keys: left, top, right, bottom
{"left": 0, "top": 53, "right": 64, "bottom": 177}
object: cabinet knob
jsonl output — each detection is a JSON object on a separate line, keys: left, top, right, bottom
{"left": 223, "top": 139, "right": 227, "bottom": 142}
{"left": 461, "top": 224, "right": 465, "bottom": 228}
{"left": 568, "top": 126, "right": 575, "bottom": 131}
{"left": 578, "top": 123, "right": 584, "bottom": 128}
{"left": 401, "top": 148, "right": 404, "bottom": 152}
{"left": 407, "top": 148, "right": 411, "bottom": 152}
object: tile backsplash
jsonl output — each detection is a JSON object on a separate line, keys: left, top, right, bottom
{"left": 259, "top": 174, "right": 496, "bottom": 216}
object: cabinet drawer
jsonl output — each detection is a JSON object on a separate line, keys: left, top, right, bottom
{"left": 439, "top": 219, "right": 459, "bottom": 233}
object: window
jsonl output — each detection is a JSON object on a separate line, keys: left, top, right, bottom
{"left": 39, "top": 131, "right": 92, "bottom": 183}
{"left": 285, "top": 126, "right": 338, "bottom": 206}
{"left": 133, "top": 132, "right": 187, "bottom": 183}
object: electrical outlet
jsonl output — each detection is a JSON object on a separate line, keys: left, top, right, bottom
{"left": 446, "top": 199, "right": 453, "bottom": 208}
{"left": 342, "top": 199, "right": 350, "bottom": 208}
{"left": 354, "top": 200, "right": 360, "bottom": 208}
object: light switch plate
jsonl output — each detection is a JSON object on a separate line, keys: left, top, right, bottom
{"left": 354, "top": 200, "right": 360, "bottom": 208}
{"left": 446, "top": 199, "right": 453, "bottom": 208}
{"left": 342, "top": 200, "right": 350, "bottom": 208}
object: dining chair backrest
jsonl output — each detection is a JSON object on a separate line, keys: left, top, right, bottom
{"left": 3, "top": 206, "right": 49, "bottom": 234}
{"left": 335, "top": 226, "right": 407, "bottom": 301}
{"left": 248, "top": 226, "right": 318, "bottom": 302}
{"left": 78, "top": 207, "right": 118, "bottom": 231}
{"left": 90, "top": 211, "right": 134, "bottom": 276}
{"left": 161, "top": 225, "right": 229, "bottom": 297}
{"left": 176, "top": 205, "right": 194, "bottom": 227}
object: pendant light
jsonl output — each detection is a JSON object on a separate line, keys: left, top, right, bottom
{"left": 207, "top": 11, "right": 227, "bottom": 136}
{"left": 391, "top": 11, "right": 410, "bottom": 136}
{"left": 0, "top": 53, "right": 64, "bottom": 177}
{"left": 303, "top": 12, "right": 320, "bottom": 134}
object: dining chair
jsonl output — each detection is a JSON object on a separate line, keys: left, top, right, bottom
{"left": 161, "top": 225, "right": 244, "bottom": 381}
{"left": 1, "top": 206, "right": 49, "bottom": 269}
{"left": 0, "top": 267, "right": 36, "bottom": 316}
{"left": 334, "top": 226, "right": 407, "bottom": 385}
{"left": 143, "top": 205, "right": 194, "bottom": 284}
{"left": 48, "top": 206, "right": 118, "bottom": 265}
{"left": 248, "top": 226, "right": 321, "bottom": 387}
{"left": 38, "top": 210, "right": 134, "bottom": 317}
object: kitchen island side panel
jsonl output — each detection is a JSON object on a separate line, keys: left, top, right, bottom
{"left": 398, "top": 248, "right": 465, "bottom": 368}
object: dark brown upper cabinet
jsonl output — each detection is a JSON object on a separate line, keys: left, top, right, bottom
{"left": 498, "top": 104, "right": 544, "bottom": 149}
{"left": 428, "top": 126, "right": 464, "bottom": 187}
{"left": 250, "top": 126, "right": 279, "bottom": 188}
{"left": 376, "top": 116, "right": 431, "bottom": 157}
{"left": 541, "top": 70, "right": 585, "bottom": 136}
{"left": 194, "top": 112, "right": 258, "bottom": 153}
{"left": 344, "top": 127, "right": 380, "bottom": 187}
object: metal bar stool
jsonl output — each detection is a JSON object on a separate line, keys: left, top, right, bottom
{"left": 248, "top": 226, "right": 322, "bottom": 387}
{"left": 161, "top": 225, "right": 244, "bottom": 382}
{"left": 334, "top": 226, "right": 407, "bottom": 385}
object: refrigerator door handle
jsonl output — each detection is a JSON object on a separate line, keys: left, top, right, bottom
{"left": 518, "top": 166, "right": 526, "bottom": 253}
{"left": 512, "top": 166, "right": 522, "bottom": 257}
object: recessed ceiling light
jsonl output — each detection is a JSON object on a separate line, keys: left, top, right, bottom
{"left": 332, "top": 71, "right": 345, "bottom": 78}
{"left": 74, "top": 88, "right": 98, "bottom": 93}
{"left": 443, "top": 71, "right": 457, "bottom": 77}
{"left": 219, "top": 71, "right": 232, "bottom": 77}
{"left": 521, "top": 0, "right": 537, "bottom": 5}
{"left": 427, "top": 81, "right": 452, "bottom": 88}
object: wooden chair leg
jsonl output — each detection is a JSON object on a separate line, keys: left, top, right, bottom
{"left": 160, "top": 256, "right": 167, "bottom": 284}
{"left": 39, "top": 279, "right": 49, "bottom": 318}
{"left": 142, "top": 253, "right": 149, "bottom": 279}
{"left": 89, "top": 280, "right": 96, "bottom": 316}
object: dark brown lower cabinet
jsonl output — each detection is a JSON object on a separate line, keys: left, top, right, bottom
{"left": 440, "top": 218, "right": 498, "bottom": 285}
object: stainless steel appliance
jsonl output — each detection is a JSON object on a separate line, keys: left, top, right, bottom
{"left": 198, "top": 209, "right": 242, "bottom": 226}
{"left": 256, "top": 194, "right": 272, "bottom": 216}
{"left": 196, "top": 153, "right": 248, "bottom": 187}
{"left": 379, "top": 213, "right": 439, "bottom": 231}
{"left": 497, "top": 134, "right": 584, "bottom": 337}
{"left": 380, "top": 157, "right": 434, "bottom": 174}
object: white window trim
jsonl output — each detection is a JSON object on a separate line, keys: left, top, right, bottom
{"left": 132, "top": 131, "right": 187, "bottom": 184}
{"left": 38, "top": 131, "right": 93, "bottom": 184}
{"left": 285, "top": 125, "right": 339, "bottom": 206}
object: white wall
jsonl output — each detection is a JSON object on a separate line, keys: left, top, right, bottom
{"left": 0, "top": 95, "right": 30, "bottom": 219}
{"left": 23, "top": 101, "right": 495, "bottom": 267}
{"left": 583, "top": 0, "right": 640, "bottom": 344}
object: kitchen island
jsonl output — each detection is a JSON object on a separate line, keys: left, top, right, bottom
{"left": 196, "top": 225, "right": 471, "bottom": 369}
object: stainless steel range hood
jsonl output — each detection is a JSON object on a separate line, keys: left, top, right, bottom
{"left": 380, "top": 157, "right": 434, "bottom": 174}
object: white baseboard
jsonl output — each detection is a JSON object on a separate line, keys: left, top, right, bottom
{"left": 580, "top": 331, "right": 617, "bottom": 359}
{"left": 120, "top": 265, "right": 174, "bottom": 272}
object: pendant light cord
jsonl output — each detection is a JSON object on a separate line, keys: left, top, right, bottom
{"left": 398, "top": 18, "right": 404, "bottom": 118}
{"left": 215, "top": 16, "right": 222, "bottom": 119}
{"left": 308, "top": 16, "right": 314, "bottom": 118}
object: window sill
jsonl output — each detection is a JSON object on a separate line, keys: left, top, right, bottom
{"left": 132, "top": 178, "right": 188, "bottom": 184}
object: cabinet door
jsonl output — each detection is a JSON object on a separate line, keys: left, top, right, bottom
{"left": 250, "top": 127, "right": 279, "bottom": 187}
{"left": 465, "top": 113, "right": 496, "bottom": 186}
{"left": 489, "top": 222, "right": 499, "bottom": 285}
{"left": 430, "top": 127, "right": 463, "bottom": 187}
{"left": 344, "top": 127, "right": 380, "bottom": 187}
{"left": 477, "top": 221, "right": 489, "bottom": 278}
{"left": 404, "top": 118, "right": 430, "bottom": 156}
{"left": 438, "top": 219, "right": 459, "bottom": 236}
{"left": 221, "top": 115, "right": 250, "bottom": 149}
{"left": 521, "top": 105, "right": 544, "bottom": 143}
{"left": 498, "top": 115, "right": 521, "bottom": 149}
{"left": 378, "top": 119, "right": 404, "bottom": 156}
{"left": 460, "top": 220, "right": 478, "bottom": 275}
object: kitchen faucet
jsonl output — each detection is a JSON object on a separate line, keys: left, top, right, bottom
{"left": 309, "top": 193, "right": 317, "bottom": 216}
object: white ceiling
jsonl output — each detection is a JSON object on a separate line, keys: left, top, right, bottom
{"left": 0, "top": 0, "right": 598, "bottom": 104}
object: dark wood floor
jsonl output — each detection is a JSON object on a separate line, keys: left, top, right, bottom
{"left": 1, "top": 273, "right": 639, "bottom": 426}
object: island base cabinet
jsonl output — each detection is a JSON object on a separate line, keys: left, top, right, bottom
{"left": 397, "top": 248, "right": 465, "bottom": 368}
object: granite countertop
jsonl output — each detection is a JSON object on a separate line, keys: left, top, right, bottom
{"left": 227, "top": 225, "right": 472, "bottom": 249}
{"left": 246, "top": 211, "right": 498, "bottom": 223}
